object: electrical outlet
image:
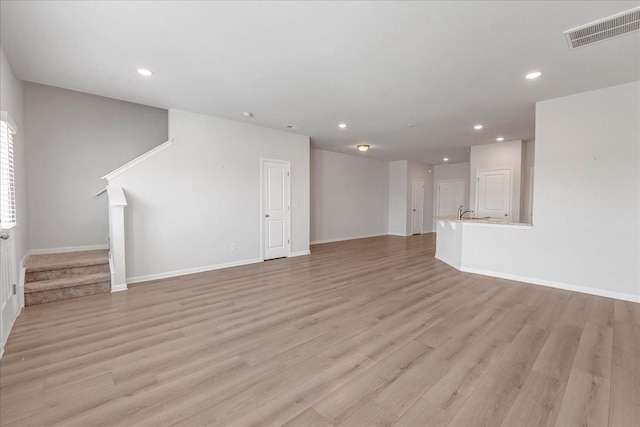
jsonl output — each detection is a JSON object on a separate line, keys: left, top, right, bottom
{"left": 231, "top": 243, "right": 237, "bottom": 252}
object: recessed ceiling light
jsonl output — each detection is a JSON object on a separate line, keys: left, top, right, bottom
{"left": 242, "top": 112, "right": 253, "bottom": 118}
{"left": 136, "top": 68, "right": 153, "bottom": 77}
{"left": 474, "top": 124, "right": 483, "bottom": 130}
{"left": 443, "top": 157, "right": 449, "bottom": 162}
{"left": 338, "top": 123, "right": 348, "bottom": 129}
{"left": 525, "top": 71, "right": 542, "bottom": 79}
{"left": 496, "top": 137, "right": 505, "bottom": 141}
{"left": 357, "top": 144, "right": 370, "bottom": 152}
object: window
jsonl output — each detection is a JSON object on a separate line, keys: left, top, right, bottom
{"left": 0, "top": 111, "right": 16, "bottom": 229}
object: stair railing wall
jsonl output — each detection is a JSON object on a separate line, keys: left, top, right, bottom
{"left": 107, "top": 186, "right": 128, "bottom": 292}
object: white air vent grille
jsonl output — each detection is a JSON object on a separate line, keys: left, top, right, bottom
{"left": 564, "top": 7, "right": 640, "bottom": 49}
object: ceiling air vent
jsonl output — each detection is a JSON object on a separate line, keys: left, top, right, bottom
{"left": 564, "top": 7, "right": 640, "bottom": 49}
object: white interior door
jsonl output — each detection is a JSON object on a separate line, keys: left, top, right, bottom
{"left": 437, "top": 180, "right": 465, "bottom": 217}
{"left": 411, "top": 179, "right": 424, "bottom": 235}
{"left": 262, "top": 160, "right": 290, "bottom": 260}
{"left": 476, "top": 169, "right": 512, "bottom": 220}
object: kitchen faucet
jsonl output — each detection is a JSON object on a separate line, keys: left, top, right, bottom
{"left": 457, "top": 205, "right": 474, "bottom": 220}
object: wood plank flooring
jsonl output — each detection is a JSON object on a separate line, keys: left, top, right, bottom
{"left": 1, "top": 234, "right": 639, "bottom": 426}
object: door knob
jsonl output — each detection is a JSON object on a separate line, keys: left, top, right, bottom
{"left": 265, "top": 214, "right": 270, "bottom": 218}
{"left": 0, "top": 234, "right": 9, "bottom": 240}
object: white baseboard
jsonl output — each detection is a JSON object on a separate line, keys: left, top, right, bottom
{"left": 0, "top": 292, "right": 22, "bottom": 360}
{"left": 310, "top": 233, "right": 387, "bottom": 245}
{"left": 30, "top": 244, "right": 108, "bottom": 255}
{"left": 434, "top": 254, "right": 462, "bottom": 271}
{"left": 111, "top": 284, "right": 128, "bottom": 292}
{"left": 20, "top": 250, "right": 31, "bottom": 267}
{"left": 290, "top": 250, "right": 311, "bottom": 257}
{"left": 127, "top": 258, "right": 263, "bottom": 284}
{"left": 387, "top": 233, "right": 409, "bottom": 237}
{"left": 460, "top": 266, "right": 640, "bottom": 303}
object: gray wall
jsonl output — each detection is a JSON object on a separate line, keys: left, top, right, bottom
{"left": 469, "top": 140, "right": 523, "bottom": 221}
{"left": 388, "top": 160, "right": 408, "bottom": 235}
{"left": 311, "top": 149, "right": 389, "bottom": 243}
{"left": 110, "top": 109, "right": 310, "bottom": 281}
{"left": 24, "top": 83, "right": 168, "bottom": 250}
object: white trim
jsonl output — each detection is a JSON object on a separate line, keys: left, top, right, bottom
{"left": 0, "top": 290, "right": 21, "bottom": 360}
{"left": 460, "top": 266, "right": 640, "bottom": 303}
{"left": 127, "top": 258, "right": 263, "bottom": 284}
{"left": 108, "top": 255, "right": 127, "bottom": 293}
{"left": 18, "top": 266, "right": 25, "bottom": 308}
{"left": 102, "top": 138, "right": 174, "bottom": 181}
{"left": 30, "top": 244, "right": 108, "bottom": 255}
{"left": 434, "top": 254, "right": 462, "bottom": 271}
{"left": 462, "top": 222, "right": 533, "bottom": 230}
{"left": 106, "top": 186, "right": 128, "bottom": 207}
{"left": 20, "top": 250, "right": 32, "bottom": 268}
{"left": 0, "top": 111, "right": 17, "bottom": 133}
{"left": 111, "top": 284, "right": 128, "bottom": 293}
{"left": 311, "top": 233, "right": 387, "bottom": 245}
{"left": 290, "top": 250, "right": 311, "bottom": 257}
{"left": 388, "top": 232, "right": 409, "bottom": 237}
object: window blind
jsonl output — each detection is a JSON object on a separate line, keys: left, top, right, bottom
{"left": 0, "top": 116, "right": 16, "bottom": 229}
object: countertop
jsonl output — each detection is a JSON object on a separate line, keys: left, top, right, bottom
{"left": 434, "top": 216, "right": 532, "bottom": 227}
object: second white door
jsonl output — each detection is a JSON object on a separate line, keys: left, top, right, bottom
{"left": 262, "top": 160, "right": 290, "bottom": 260}
{"left": 475, "top": 169, "right": 512, "bottom": 220}
{"left": 411, "top": 179, "right": 424, "bottom": 235}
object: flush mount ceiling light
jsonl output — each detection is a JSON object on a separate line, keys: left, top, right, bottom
{"left": 525, "top": 71, "right": 542, "bottom": 80}
{"left": 136, "top": 68, "right": 153, "bottom": 77}
{"left": 474, "top": 124, "right": 483, "bottom": 130}
{"left": 443, "top": 157, "right": 449, "bottom": 162}
{"left": 338, "top": 123, "right": 348, "bottom": 129}
{"left": 357, "top": 144, "right": 370, "bottom": 152}
{"left": 496, "top": 137, "right": 505, "bottom": 141}
{"left": 242, "top": 112, "right": 253, "bottom": 118}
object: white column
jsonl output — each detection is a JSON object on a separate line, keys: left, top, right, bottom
{"left": 107, "top": 186, "right": 128, "bottom": 292}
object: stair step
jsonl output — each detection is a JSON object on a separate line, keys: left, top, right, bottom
{"left": 25, "top": 250, "right": 109, "bottom": 273}
{"left": 25, "top": 263, "right": 109, "bottom": 283}
{"left": 23, "top": 249, "right": 112, "bottom": 306}
{"left": 24, "top": 281, "right": 110, "bottom": 306}
{"left": 25, "top": 272, "right": 111, "bottom": 293}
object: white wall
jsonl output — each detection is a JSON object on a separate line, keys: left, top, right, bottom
{"left": 469, "top": 140, "right": 523, "bottom": 221}
{"left": 24, "top": 83, "right": 167, "bottom": 251}
{"left": 388, "top": 160, "right": 408, "bottom": 235}
{"left": 460, "top": 82, "right": 640, "bottom": 302}
{"left": 310, "top": 149, "right": 388, "bottom": 243}
{"left": 407, "top": 161, "right": 434, "bottom": 233}
{"left": 0, "top": 45, "right": 27, "bottom": 356}
{"left": 110, "top": 109, "right": 310, "bottom": 282}
{"left": 0, "top": 47, "right": 27, "bottom": 263}
{"left": 522, "top": 141, "right": 535, "bottom": 224}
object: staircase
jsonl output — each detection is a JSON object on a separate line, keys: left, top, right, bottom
{"left": 24, "top": 250, "right": 111, "bottom": 306}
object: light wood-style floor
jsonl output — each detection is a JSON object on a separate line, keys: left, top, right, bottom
{"left": 1, "top": 234, "right": 639, "bottom": 426}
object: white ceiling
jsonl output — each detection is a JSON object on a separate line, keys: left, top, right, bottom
{"left": 1, "top": 1, "right": 639, "bottom": 164}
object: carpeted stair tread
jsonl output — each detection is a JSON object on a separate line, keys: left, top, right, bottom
{"left": 25, "top": 272, "right": 111, "bottom": 293}
{"left": 25, "top": 250, "right": 108, "bottom": 273}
